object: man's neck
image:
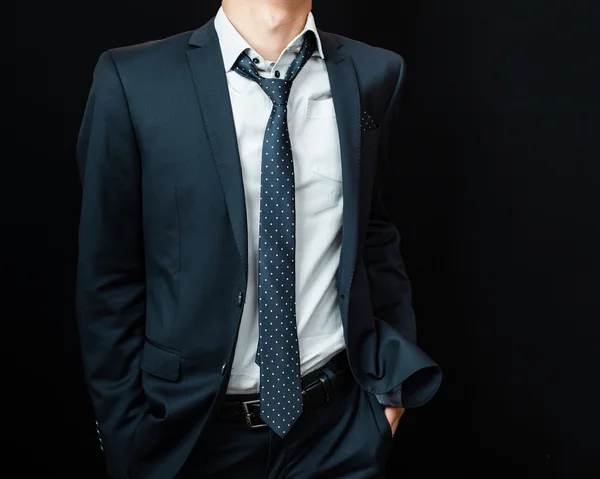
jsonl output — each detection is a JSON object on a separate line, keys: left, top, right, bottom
{"left": 221, "top": 0, "right": 312, "bottom": 62}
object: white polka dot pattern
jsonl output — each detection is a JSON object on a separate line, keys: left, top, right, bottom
{"left": 361, "top": 109, "right": 379, "bottom": 134}
{"left": 233, "top": 32, "right": 317, "bottom": 437}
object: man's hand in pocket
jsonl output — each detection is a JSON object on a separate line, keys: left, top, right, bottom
{"left": 383, "top": 407, "right": 405, "bottom": 437}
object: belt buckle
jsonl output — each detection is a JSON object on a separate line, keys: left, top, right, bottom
{"left": 242, "top": 399, "right": 267, "bottom": 429}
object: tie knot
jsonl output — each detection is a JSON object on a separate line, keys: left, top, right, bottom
{"left": 258, "top": 78, "right": 292, "bottom": 106}
{"left": 233, "top": 31, "right": 317, "bottom": 107}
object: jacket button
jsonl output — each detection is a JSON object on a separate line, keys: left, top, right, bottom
{"left": 221, "top": 363, "right": 227, "bottom": 375}
{"left": 339, "top": 293, "right": 345, "bottom": 300}
{"left": 237, "top": 292, "right": 244, "bottom": 307}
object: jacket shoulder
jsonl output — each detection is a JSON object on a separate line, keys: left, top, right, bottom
{"left": 326, "top": 32, "right": 405, "bottom": 79}
{"left": 104, "top": 30, "right": 194, "bottom": 68}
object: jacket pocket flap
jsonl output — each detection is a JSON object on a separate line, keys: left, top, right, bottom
{"left": 140, "top": 340, "right": 181, "bottom": 381}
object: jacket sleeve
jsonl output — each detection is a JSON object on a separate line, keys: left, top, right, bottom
{"left": 76, "top": 50, "right": 146, "bottom": 478}
{"left": 364, "top": 55, "right": 442, "bottom": 408}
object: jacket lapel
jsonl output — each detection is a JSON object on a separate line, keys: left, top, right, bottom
{"left": 185, "top": 22, "right": 361, "bottom": 293}
{"left": 187, "top": 19, "right": 248, "bottom": 277}
{"left": 320, "top": 31, "right": 361, "bottom": 295}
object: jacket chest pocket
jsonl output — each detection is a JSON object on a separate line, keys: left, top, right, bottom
{"left": 361, "top": 127, "right": 382, "bottom": 156}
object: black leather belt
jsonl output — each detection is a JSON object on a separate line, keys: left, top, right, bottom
{"left": 217, "top": 350, "right": 351, "bottom": 429}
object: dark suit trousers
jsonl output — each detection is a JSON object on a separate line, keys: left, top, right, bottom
{"left": 177, "top": 379, "right": 394, "bottom": 478}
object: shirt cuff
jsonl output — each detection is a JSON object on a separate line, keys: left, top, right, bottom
{"left": 375, "top": 383, "right": 404, "bottom": 408}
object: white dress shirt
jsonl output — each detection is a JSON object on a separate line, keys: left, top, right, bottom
{"left": 214, "top": 8, "right": 347, "bottom": 395}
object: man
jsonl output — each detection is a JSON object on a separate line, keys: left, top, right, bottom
{"left": 76, "top": 0, "right": 442, "bottom": 477}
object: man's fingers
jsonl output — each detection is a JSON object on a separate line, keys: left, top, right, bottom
{"left": 383, "top": 406, "right": 405, "bottom": 436}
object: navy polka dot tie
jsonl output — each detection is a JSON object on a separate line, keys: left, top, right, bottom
{"left": 234, "top": 33, "right": 317, "bottom": 436}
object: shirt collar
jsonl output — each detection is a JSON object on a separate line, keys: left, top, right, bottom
{"left": 214, "top": 6, "right": 325, "bottom": 72}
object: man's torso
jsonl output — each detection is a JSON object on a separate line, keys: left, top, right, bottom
{"left": 213, "top": 7, "right": 347, "bottom": 395}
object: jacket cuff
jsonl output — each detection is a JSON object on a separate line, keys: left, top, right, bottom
{"left": 375, "top": 383, "right": 404, "bottom": 408}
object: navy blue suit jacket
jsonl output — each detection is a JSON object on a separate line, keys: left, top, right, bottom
{"left": 76, "top": 18, "right": 442, "bottom": 479}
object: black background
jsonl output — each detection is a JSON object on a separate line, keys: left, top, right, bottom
{"left": 13, "top": 0, "right": 599, "bottom": 477}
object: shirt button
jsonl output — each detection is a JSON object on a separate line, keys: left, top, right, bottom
{"left": 274, "top": 70, "right": 281, "bottom": 78}
{"left": 252, "top": 58, "right": 260, "bottom": 64}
